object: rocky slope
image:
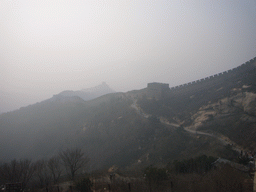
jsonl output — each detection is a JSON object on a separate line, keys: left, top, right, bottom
{"left": 187, "top": 91, "right": 256, "bottom": 150}
{"left": 137, "top": 58, "right": 256, "bottom": 151}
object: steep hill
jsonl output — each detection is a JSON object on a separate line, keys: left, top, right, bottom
{"left": 0, "top": 57, "right": 255, "bottom": 170}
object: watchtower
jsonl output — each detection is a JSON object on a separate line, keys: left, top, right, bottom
{"left": 147, "top": 82, "right": 170, "bottom": 99}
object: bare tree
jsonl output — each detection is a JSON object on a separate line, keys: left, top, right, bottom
{"left": 0, "top": 159, "right": 36, "bottom": 190}
{"left": 19, "top": 159, "right": 36, "bottom": 189}
{"left": 34, "top": 159, "right": 52, "bottom": 189}
{"left": 47, "top": 156, "right": 62, "bottom": 184}
{"left": 59, "top": 148, "right": 89, "bottom": 180}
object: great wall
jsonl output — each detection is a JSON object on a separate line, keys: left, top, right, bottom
{"left": 169, "top": 57, "right": 256, "bottom": 91}
{"left": 144, "top": 57, "right": 256, "bottom": 100}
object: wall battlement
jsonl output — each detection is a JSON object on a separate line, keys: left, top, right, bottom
{"left": 147, "top": 82, "right": 169, "bottom": 90}
{"left": 170, "top": 57, "right": 256, "bottom": 91}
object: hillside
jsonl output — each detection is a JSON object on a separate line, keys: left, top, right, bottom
{"left": 137, "top": 57, "right": 256, "bottom": 150}
{"left": 0, "top": 91, "right": 40, "bottom": 114}
{"left": 0, "top": 57, "right": 255, "bottom": 171}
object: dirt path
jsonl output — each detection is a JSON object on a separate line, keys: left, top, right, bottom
{"left": 130, "top": 98, "right": 243, "bottom": 152}
{"left": 130, "top": 99, "right": 150, "bottom": 118}
{"left": 183, "top": 127, "right": 242, "bottom": 152}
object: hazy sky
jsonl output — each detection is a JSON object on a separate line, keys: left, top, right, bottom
{"left": 1, "top": 0, "right": 256, "bottom": 101}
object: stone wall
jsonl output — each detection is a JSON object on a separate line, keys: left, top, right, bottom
{"left": 144, "top": 57, "right": 256, "bottom": 99}
{"left": 170, "top": 57, "right": 256, "bottom": 92}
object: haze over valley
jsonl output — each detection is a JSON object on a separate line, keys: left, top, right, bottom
{"left": 1, "top": 1, "right": 256, "bottom": 191}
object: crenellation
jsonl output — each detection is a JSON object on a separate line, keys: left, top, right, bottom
{"left": 169, "top": 57, "right": 256, "bottom": 91}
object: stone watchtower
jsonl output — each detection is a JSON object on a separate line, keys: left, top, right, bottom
{"left": 146, "top": 82, "right": 170, "bottom": 99}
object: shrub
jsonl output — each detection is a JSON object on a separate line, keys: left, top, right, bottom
{"left": 75, "top": 178, "right": 93, "bottom": 192}
{"left": 144, "top": 165, "right": 168, "bottom": 187}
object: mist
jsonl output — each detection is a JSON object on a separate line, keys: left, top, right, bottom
{"left": 1, "top": 0, "right": 256, "bottom": 112}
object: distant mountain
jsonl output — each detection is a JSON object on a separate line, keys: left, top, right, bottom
{"left": 0, "top": 57, "right": 255, "bottom": 171}
{"left": 0, "top": 83, "right": 114, "bottom": 114}
{"left": 56, "top": 82, "right": 115, "bottom": 101}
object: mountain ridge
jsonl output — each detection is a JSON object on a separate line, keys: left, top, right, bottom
{"left": 56, "top": 82, "right": 115, "bottom": 101}
{"left": 0, "top": 57, "right": 255, "bottom": 170}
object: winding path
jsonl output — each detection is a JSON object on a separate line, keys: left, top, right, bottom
{"left": 183, "top": 127, "right": 242, "bottom": 152}
{"left": 130, "top": 98, "right": 243, "bottom": 152}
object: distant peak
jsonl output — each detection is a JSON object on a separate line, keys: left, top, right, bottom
{"left": 56, "top": 82, "right": 115, "bottom": 101}
{"left": 82, "top": 82, "right": 115, "bottom": 93}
